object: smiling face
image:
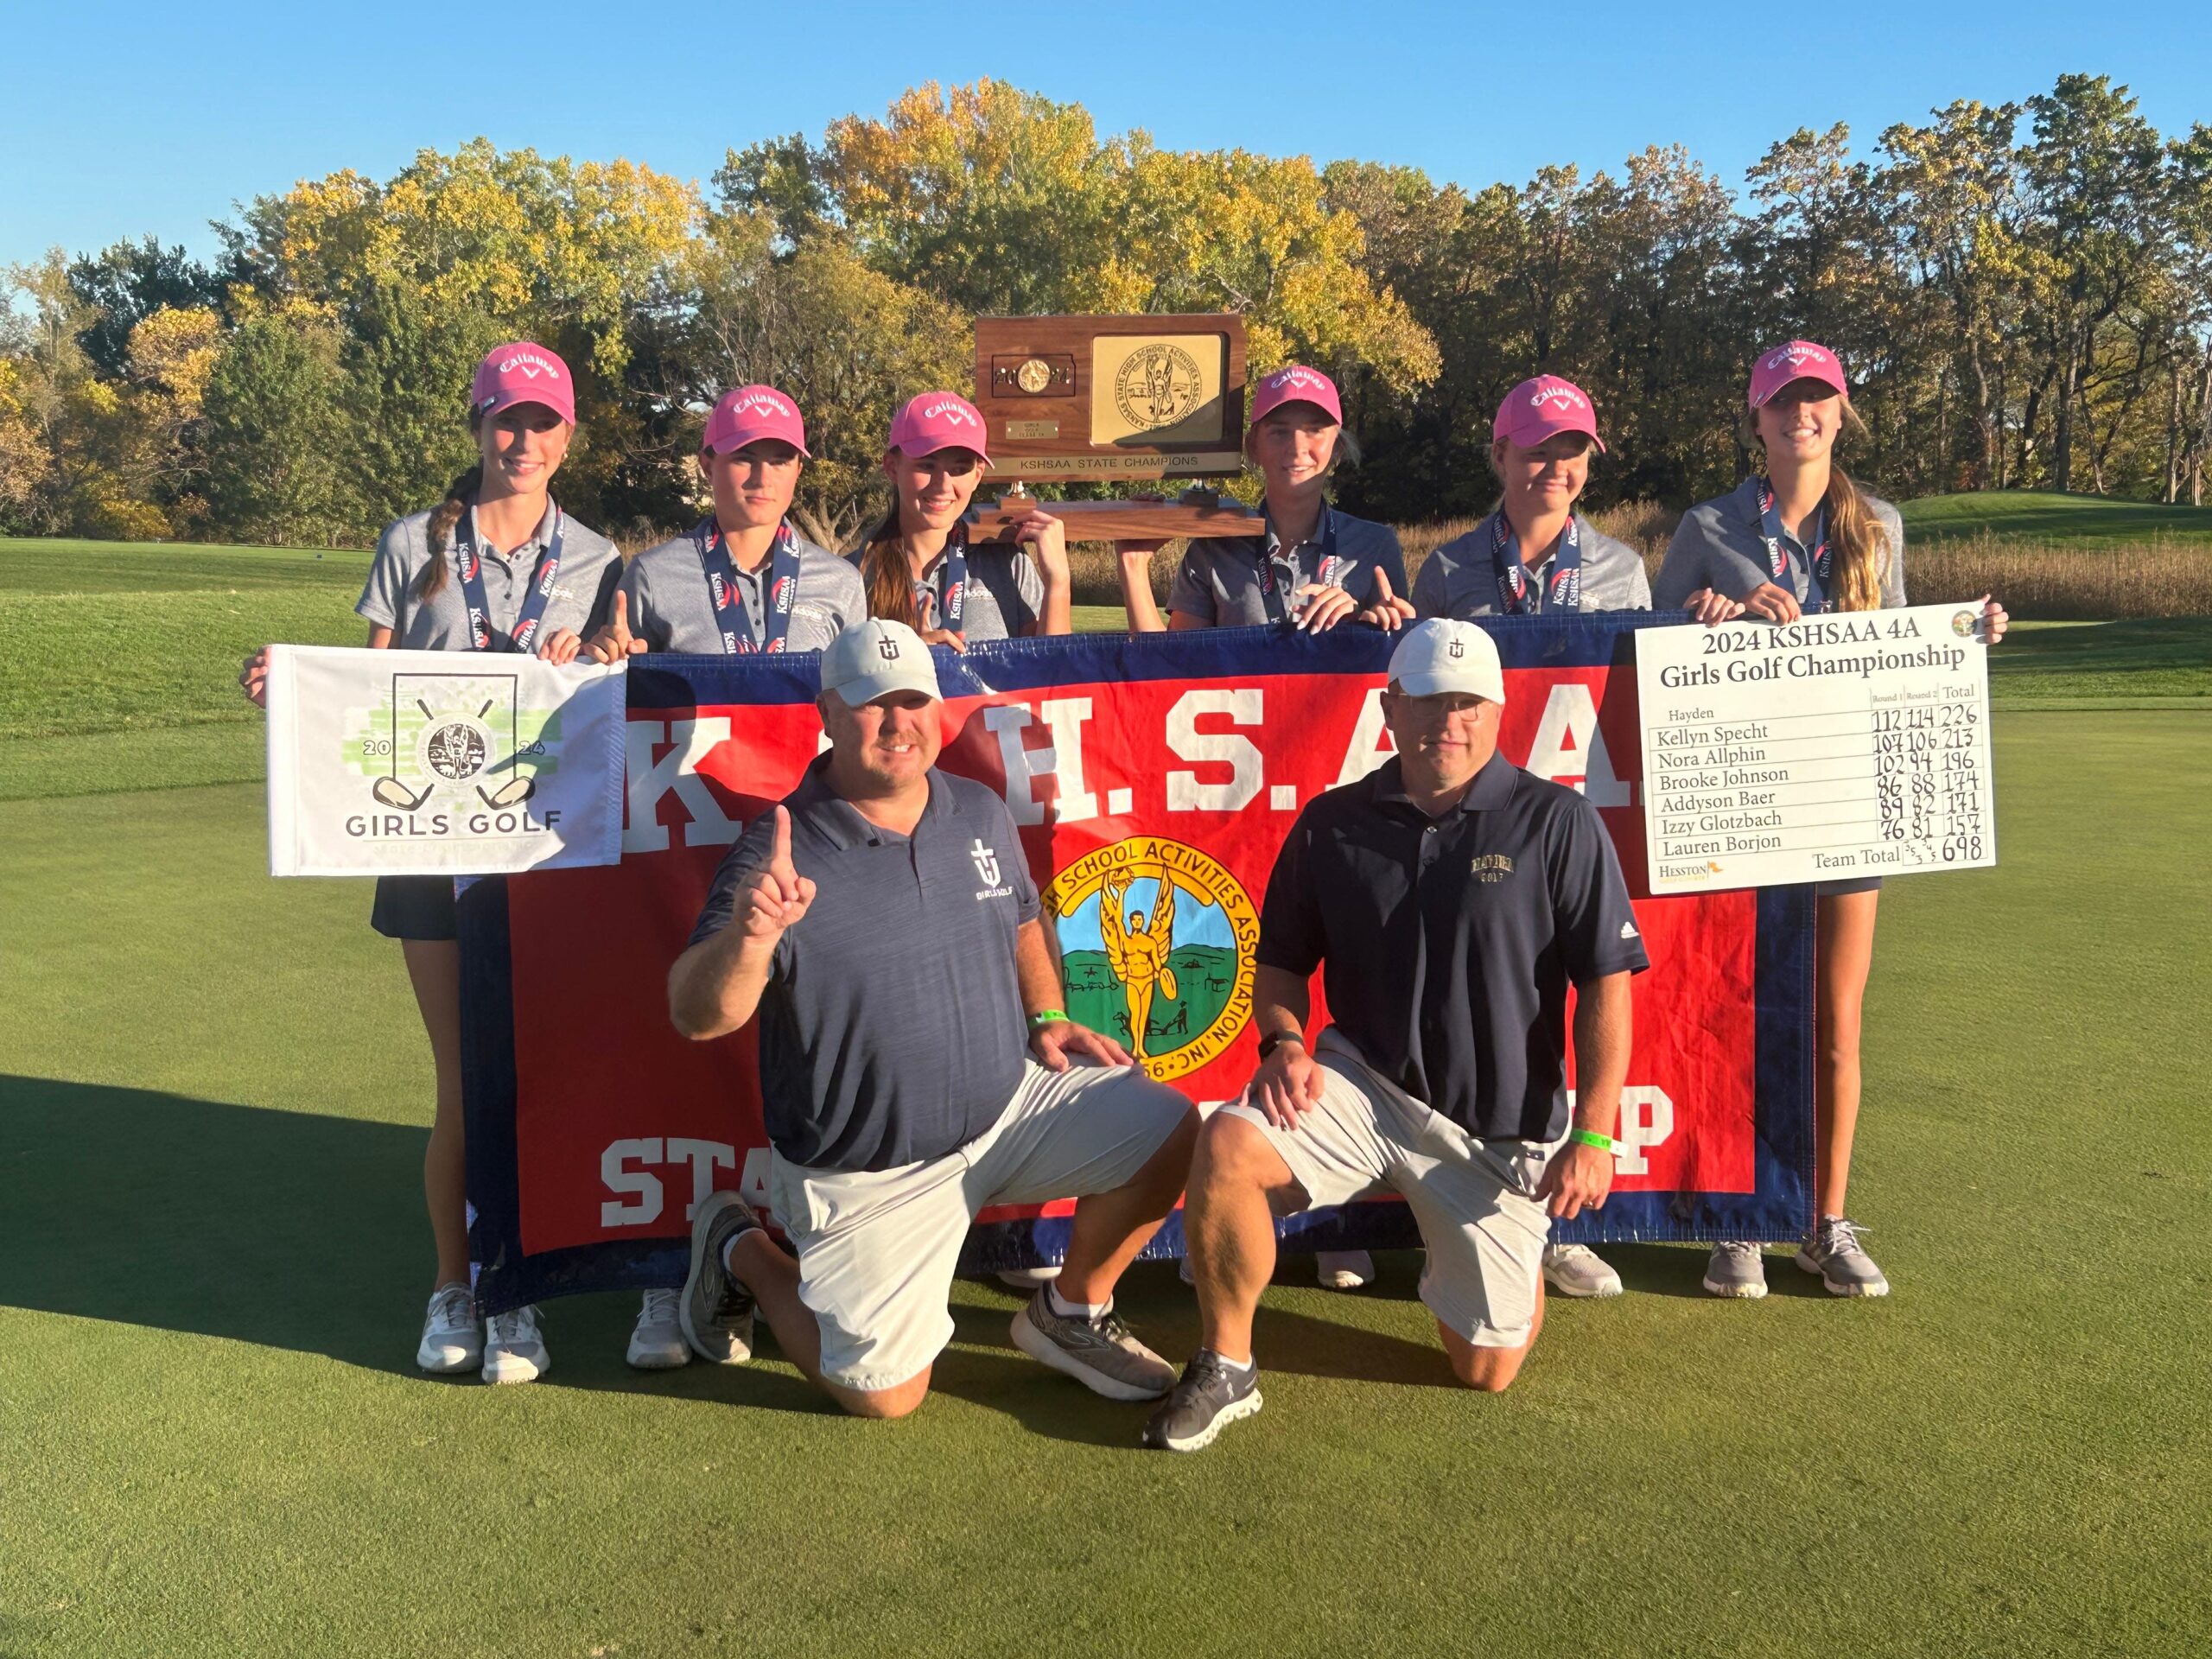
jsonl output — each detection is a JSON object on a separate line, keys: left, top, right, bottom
{"left": 477, "top": 403, "right": 572, "bottom": 494}
{"left": 1494, "top": 431, "right": 1592, "bottom": 530}
{"left": 885, "top": 447, "right": 985, "bottom": 536}
{"left": 1247, "top": 404, "right": 1339, "bottom": 497}
{"left": 702, "top": 439, "right": 802, "bottom": 531}
{"left": 1754, "top": 378, "right": 1847, "bottom": 467}
{"left": 1381, "top": 686, "right": 1501, "bottom": 798}
{"left": 819, "top": 686, "right": 942, "bottom": 795}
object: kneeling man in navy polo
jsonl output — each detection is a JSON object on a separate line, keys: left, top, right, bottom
{"left": 1145, "top": 620, "right": 1649, "bottom": 1452}
{"left": 668, "top": 619, "right": 1200, "bottom": 1420}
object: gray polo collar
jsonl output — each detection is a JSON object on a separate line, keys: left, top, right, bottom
{"left": 1262, "top": 497, "right": 1334, "bottom": 557}
{"left": 1369, "top": 750, "right": 1518, "bottom": 816}
{"left": 790, "top": 753, "right": 951, "bottom": 849}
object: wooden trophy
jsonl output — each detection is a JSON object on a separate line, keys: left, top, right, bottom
{"left": 963, "top": 315, "right": 1262, "bottom": 543}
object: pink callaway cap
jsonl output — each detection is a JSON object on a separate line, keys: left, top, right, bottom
{"left": 887, "top": 391, "right": 992, "bottom": 465}
{"left": 1749, "top": 340, "right": 1849, "bottom": 409}
{"left": 702, "top": 385, "right": 810, "bottom": 458}
{"left": 470, "top": 342, "right": 575, "bottom": 424}
{"left": 1495, "top": 374, "right": 1605, "bottom": 453}
{"left": 1249, "top": 364, "right": 1343, "bottom": 425}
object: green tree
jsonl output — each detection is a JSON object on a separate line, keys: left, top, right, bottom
{"left": 200, "top": 305, "right": 361, "bottom": 545}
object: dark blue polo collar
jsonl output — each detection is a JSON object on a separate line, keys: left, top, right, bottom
{"left": 1366, "top": 750, "right": 1519, "bottom": 816}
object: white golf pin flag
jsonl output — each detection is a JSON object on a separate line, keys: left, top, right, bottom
{"left": 264, "top": 645, "right": 626, "bottom": 877}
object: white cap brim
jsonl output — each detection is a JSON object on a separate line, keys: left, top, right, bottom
{"left": 825, "top": 664, "right": 942, "bottom": 706}
{"left": 1393, "top": 668, "right": 1505, "bottom": 703}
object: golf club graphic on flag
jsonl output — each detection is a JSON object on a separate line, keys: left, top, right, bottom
{"left": 372, "top": 672, "right": 539, "bottom": 814}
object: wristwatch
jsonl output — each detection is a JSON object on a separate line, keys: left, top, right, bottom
{"left": 1255, "top": 1029, "right": 1306, "bottom": 1063}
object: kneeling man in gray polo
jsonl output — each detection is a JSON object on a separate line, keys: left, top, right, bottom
{"left": 668, "top": 619, "right": 1200, "bottom": 1421}
{"left": 1144, "top": 619, "right": 1649, "bottom": 1452}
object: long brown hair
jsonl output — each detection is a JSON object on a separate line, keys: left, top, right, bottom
{"left": 415, "top": 462, "right": 484, "bottom": 601}
{"left": 858, "top": 505, "right": 922, "bottom": 628}
{"left": 1740, "top": 403, "right": 1889, "bottom": 613}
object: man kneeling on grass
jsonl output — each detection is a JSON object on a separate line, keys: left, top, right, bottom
{"left": 668, "top": 619, "right": 1199, "bottom": 1420}
{"left": 1144, "top": 620, "right": 1648, "bottom": 1452}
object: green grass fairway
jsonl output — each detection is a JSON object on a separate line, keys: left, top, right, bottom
{"left": 1900, "top": 490, "right": 2212, "bottom": 547}
{"left": 4, "top": 713, "right": 2205, "bottom": 1657}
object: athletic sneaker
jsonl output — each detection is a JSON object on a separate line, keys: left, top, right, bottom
{"left": 1315, "top": 1249, "right": 1375, "bottom": 1290}
{"left": 482, "top": 1305, "right": 550, "bottom": 1385}
{"left": 416, "top": 1281, "right": 483, "bottom": 1374}
{"left": 1702, "top": 1240, "right": 1770, "bottom": 1300}
{"left": 1142, "top": 1350, "right": 1264, "bottom": 1453}
{"left": 1542, "top": 1243, "right": 1624, "bottom": 1299}
{"left": 995, "top": 1265, "right": 1062, "bottom": 1290}
{"left": 1010, "top": 1288, "right": 1177, "bottom": 1402}
{"left": 680, "top": 1191, "right": 760, "bottom": 1364}
{"left": 1796, "top": 1217, "right": 1890, "bottom": 1298}
{"left": 626, "top": 1287, "right": 690, "bottom": 1370}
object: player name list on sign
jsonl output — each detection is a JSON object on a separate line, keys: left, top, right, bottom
{"left": 1634, "top": 604, "right": 1997, "bottom": 894}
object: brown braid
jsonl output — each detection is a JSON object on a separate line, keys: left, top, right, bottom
{"left": 858, "top": 505, "right": 923, "bottom": 629}
{"left": 416, "top": 463, "right": 484, "bottom": 601}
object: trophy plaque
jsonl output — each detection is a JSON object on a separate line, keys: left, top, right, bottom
{"left": 964, "top": 315, "right": 1262, "bottom": 543}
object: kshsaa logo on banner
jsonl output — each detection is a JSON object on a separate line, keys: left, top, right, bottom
{"left": 264, "top": 646, "right": 626, "bottom": 877}
{"left": 1045, "top": 836, "right": 1258, "bottom": 1080}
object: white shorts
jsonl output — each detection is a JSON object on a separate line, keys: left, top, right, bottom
{"left": 1221, "top": 1032, "right": 1557, "bottom": 1350}
{"left": 768, "top": 1060, "right": 1192, "bottom": 1394}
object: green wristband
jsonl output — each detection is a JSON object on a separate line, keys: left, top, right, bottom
{"left": 1571, "top": 1128, "right": 1621, "bottom": 1156}
{"left": 1027, "top": 1008, "right": 1069, "bottom": 1031}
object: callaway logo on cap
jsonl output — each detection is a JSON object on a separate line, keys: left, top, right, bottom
{"left": 702, "top": 384, "right": 811, "bottom": 458}
{"left": 887, "top": 391, "right": 993, "bottom": 466}
{"left": 1494, "top": 374, "right": 1605, "bottom": 453}
{"left": 470, "top": 341, "right": 577, "bottom": 425}
{"left": 1250, "top": 363, "right": 1344, "bottom": 425}
{"left": 1749, "top": 340, "right": 1848, "bottom": 409}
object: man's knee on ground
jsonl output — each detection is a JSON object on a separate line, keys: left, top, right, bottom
{"left": 1440, "top": 1324, "right": 1531, "bottom": 1393}
{"left": 830, "top": 1371, "right": 932, "bottom": 1420}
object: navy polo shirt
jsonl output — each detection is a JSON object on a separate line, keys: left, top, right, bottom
{"left": 1257, "top": 752, "right": 1649, "bottom": 1145}
{"left": 690, "top": 756, "right": 1041, "bottom": 1173}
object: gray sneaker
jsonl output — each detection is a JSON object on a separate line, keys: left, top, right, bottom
{"left": 1796, "top": 1217, "right": 1890, "bottom": 1297}
{"left": 1702, "top": 1240, "right": 1770, "bottom": 1300}
{"left": 680, "top": 1191, "right": 760, "bottom": 1363}
{"left": 1142, "top": 1350, "right": 1264, "bottom": 1452}
{"left": 1011, "top": 1288, "right": 1176, "bottom": 1402}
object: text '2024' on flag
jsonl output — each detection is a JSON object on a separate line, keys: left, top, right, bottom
{"left": 264, "top": 645, "right": 627, "bottom": 878}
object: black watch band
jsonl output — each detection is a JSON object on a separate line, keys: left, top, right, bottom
{"left": 1256, "top": 1029, "right": 1305, "bottom": 1063}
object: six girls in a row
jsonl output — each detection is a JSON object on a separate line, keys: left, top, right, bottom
{"left": 245, "top": 336, "right": 2005, "bottom": 1379}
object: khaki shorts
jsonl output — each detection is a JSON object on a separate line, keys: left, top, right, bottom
{"left": 768, "top": 1060, "right": 1192, "bottom": 1394}
{"left": 1221, "top": 1033, "right": 1557, "bottom": 1350}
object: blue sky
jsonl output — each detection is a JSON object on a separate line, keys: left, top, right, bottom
{"left": 5, "top": 3, "right": 2205, "bottom": 271}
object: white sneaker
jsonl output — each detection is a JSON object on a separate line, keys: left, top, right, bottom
{"left": 1542, "top": 1243, "right": 1624, "bottom": 1299}
{"left": 1316, "top": 1249, "right": 1374, "bottom": 1290}
{"left": 416, "top": 1282, "right": 483, "bottom": 1374}
{"left": 483, "top": 1305, "right": 550, "bottom": 1385}
{"left": 626, "top": 1287, "right": 690, "bottom": 1370}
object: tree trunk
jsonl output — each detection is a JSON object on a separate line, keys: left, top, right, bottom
{"left": 2166, "top": 356, "right": 2183, "bottom": 504}
{"left": 2052, "top": 331, "right": 2079, "bottom": 493}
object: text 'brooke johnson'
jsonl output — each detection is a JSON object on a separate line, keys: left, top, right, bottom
{"left": 1656, "top": 613, "right": 1972, "bottom": 690}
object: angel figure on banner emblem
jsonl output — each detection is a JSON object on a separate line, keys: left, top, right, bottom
{"left": 1101, "top": 866, "right": 1179, "bottom": 1065}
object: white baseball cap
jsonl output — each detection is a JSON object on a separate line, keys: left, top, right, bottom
{"left": 819, "top": 619, "right": 943, "bottom": 706}
{"left": 1388, "top": 619, "right": 1505, "bottom": 704}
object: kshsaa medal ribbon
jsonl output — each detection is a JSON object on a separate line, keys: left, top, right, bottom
{"left": 1755, "top": 480, "right": 1831, "bottom": 612}
{"left": 1488, "top": 509, "right": 1583, "bottom": 614}
{"left": 694, "top": 518, "right": 801, "bottom": 654}
{"left": 454, "top": 506, "right": 565, "bottom": 652}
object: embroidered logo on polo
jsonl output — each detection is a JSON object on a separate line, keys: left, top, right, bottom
{"left": 1471, "top": 854, "right": 1515, "bottom": 883}
{"left": 969, "top": 839, "right": 1002, "bottom": 887}
{"left": 1046, "top": 837, "right": 1258, "bottom": 1082}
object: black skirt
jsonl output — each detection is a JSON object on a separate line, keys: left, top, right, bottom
{"left": 370, "top": 874, "right": 460, "bottom": 941}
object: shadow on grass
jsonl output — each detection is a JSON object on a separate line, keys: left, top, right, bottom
{"left": 0, "top": 1077, "right": 1456, "bottom": 1441}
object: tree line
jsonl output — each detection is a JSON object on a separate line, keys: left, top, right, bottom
{"left": 3, "top": 73, "right": 2209, "bottom": 550}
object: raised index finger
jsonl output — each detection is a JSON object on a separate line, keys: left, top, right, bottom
{"left": 771, "top": 804, "right": 792, "bottom": 867}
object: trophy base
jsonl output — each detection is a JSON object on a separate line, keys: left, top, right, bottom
{"left": 964, "top": 486, "right": 1261, "bottom": 543}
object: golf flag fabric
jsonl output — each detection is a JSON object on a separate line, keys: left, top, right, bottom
{"left": 460, "top": 619, "right": 1815, "bottom": 1315}
{"left": 264, "top": 645, "right": 626, "bottom": 877}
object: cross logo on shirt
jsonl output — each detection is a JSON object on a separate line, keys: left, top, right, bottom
{"left": 969, "top": 840, "right": 1001, "bottom": 887}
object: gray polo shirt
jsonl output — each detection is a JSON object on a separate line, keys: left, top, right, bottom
{"left": 1654, "top": 477, "right": 1907, "bottom": 612}
{"left": 689, "top": 757, "right": 1041, "bottom": 1173}
{"left": 1168, "top": 502, "right": 1407, "bottom": 626}
{"left": 620, "top": 524, "right": 864, "bottom": 654}
{"left": 843, "top": 542, "right": 1045, "bottom": 642}
{"left": 1412, "top": 512, "right": 1651, "bottom": 618}
{"left": 357, "top": 503, "right": 621, "bottom": 650}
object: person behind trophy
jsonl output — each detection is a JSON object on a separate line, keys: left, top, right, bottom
{"left": 238, "top": 342, "right": 622, "bottom": 1382}
{"left": 1361, "top": 372, "right": 1652, "bottom": 1301}
{"left": 1116, "top": 361, "right": 1408, "bottom": 1292}
{"left": 583, "top": 384, "right": 864, "bottom": 664}
{"left": 1654, "top": 339, "right": 2009, "bottom": 1301}
{"left": 851, "top": 391, "right": 1074, "bottom": 647}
